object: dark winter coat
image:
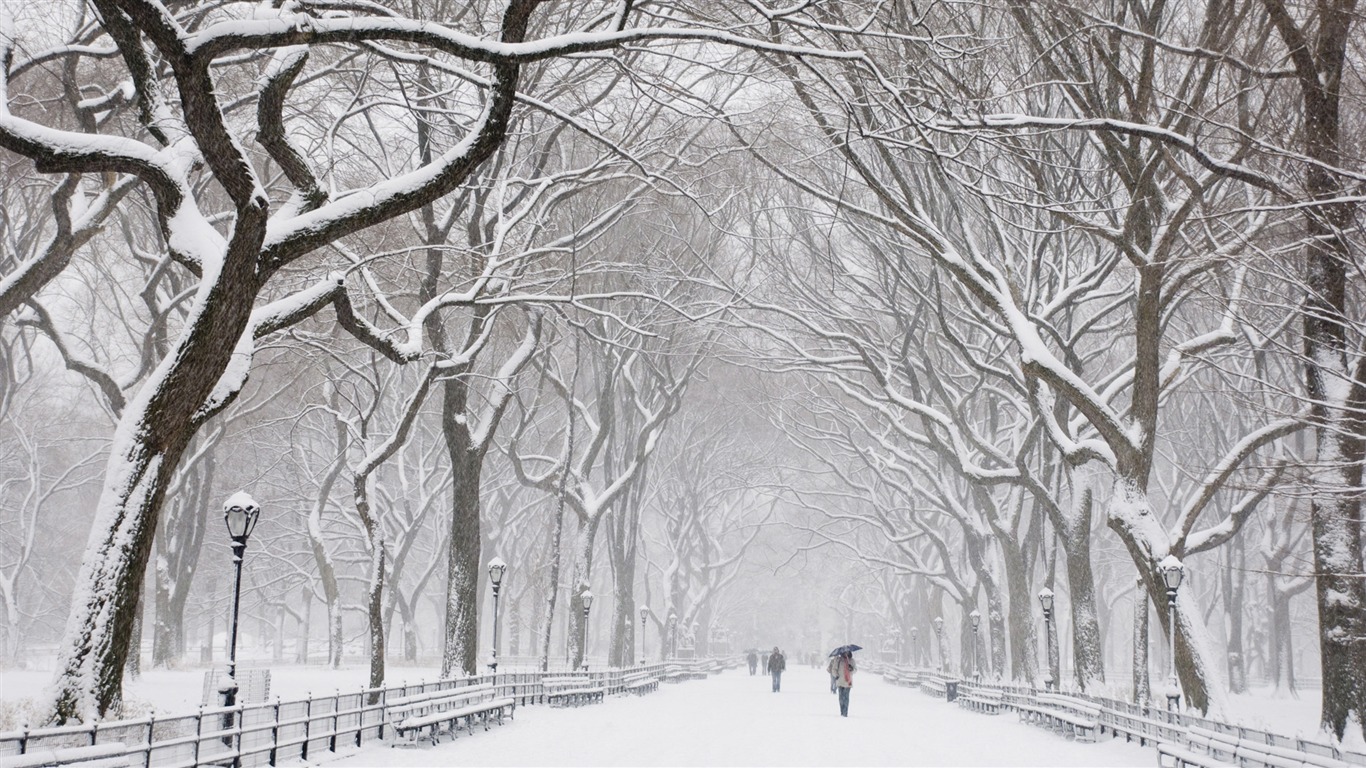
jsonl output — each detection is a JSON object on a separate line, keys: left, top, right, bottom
{"left": 767, "top": 651, "right": 786, "bottom": 674}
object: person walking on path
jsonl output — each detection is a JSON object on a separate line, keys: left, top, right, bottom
{"left": 767, "top": 646, "right": 786, "bottom": 692}
{"left": 828, "top": 651, "right": 855, "bottom": 716}
{"left": 747, "top": 649, "right": 758, "bottom": 675}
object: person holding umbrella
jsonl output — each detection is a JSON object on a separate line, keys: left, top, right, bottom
{"left": 827, "top": 645, "right": 859, "bottom": 716}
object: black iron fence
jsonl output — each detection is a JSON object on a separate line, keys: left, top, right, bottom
{"left": 871, "top": 661, "right": 1366, "bottom": 768}
{"left": 0, "top": 659, "right": 732, "bottom": 768}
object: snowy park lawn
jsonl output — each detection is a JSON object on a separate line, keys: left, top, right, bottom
{"left": 305, "top": 667, "right": 1151, "bottom": 767}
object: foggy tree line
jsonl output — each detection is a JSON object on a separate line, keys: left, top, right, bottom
{"left": 1, "top": 0, "right": 1363, "bottom": 744}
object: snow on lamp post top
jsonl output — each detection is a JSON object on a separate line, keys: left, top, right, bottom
{"left": 1160, "top": 555, "right": 1185, "bottom": 592}
{"left": 639, "top": 605, "right": 648, "bottom": 622}
{"left": 933, "top": 616, "right": 943, "bottom": 632}
{"left": 581, "top": 590, "right": 594, "bottom": 612}
{"left": 1038, "top": 587, "right": 1054, "bottom": 613}
{"left": 970, "top": 610, "right": 982, "bottom": 629}
{"left": 222, "top": 491, "right": 260, "bottom": 542}
{"left": 487, "top": 557, "right": 507, "bottom": 586}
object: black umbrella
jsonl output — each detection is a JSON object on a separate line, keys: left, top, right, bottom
{"left": 829, "top": 644, "right": 863, "bottom": 656}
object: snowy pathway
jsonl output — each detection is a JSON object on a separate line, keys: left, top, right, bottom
{"left": 312, "top": 666, "right": 1152, "bottom": 766}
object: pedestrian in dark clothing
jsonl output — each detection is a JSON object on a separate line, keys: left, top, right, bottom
{"left": 827, "top": 651, "right": 855, "bottom": 716}
{"left": 747, "top": 650, "right": 758, "bottom": 675}
{"left": 767, "top": 646, "right": 786, "bottom": 692}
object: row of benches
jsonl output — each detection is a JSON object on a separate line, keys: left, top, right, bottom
{"left": 947, "top": 685, "right": 1355, "bottom": 768}
{"left": 1160, "top": 726, "right": 1352, "bottom": 768}
{"left": 1, "top": 666, "right": 695, "bottom": 766}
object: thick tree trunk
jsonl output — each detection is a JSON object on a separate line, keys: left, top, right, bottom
{"left": 999, "top": 541, "right": 1038, "bottom": 682}
{"left": 1262, "top": 0, "right": 1366, "bottom": 738}
{"left": 566, "top": 515, "right": 603, "bottom": 669}
{"left": 1224, "top": 540, "right": 1247, "bottom": 694}
{"left": 439, "top": 384, "right": 486, "bottom": 678}
{"left": 1060, "top": 488, "right": 1105, "bottom": 690}
{"left": 52, "top": 435, "right": 195, "bottom": 722}
{"left": 297, "top": 587, "right": 311, "bottom": 664}
{"left": 1108, "top": 479, "right": 1223, "bottom": 713}
{"left": 1133, "top": 580, "right": 1150, "bottom": 705}
{"left": 366, "top": 546, "right": 385, "bottom": 699}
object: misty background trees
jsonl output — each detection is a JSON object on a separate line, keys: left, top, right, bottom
{"left": 1, "top": 0, "right": 1362, "bottom": 744}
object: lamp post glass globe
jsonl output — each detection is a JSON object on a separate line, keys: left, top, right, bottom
{"left": 1038, "top": 588, "right": 1054, "bottom": 614}
{"left": 970, "top": 610, "right": 981, "bottom": 629}
{"left": 222, "top": 491, "right": 261, "bottom": 542}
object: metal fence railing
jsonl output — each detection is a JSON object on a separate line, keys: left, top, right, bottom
{"left": 870, "top": 661, "right": 1366, "bottom": 768}
{"left": 0, "top": 658, "right": 735, "bottom": 768}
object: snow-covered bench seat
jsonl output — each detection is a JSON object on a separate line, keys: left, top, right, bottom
{"left": 660, "top": 665, "right": 686, "bottom": 684}
{"left": 1185, "top": 727, "right": 1350, "bottom": 768}
{"left": 384, "top": 683, "right": 514, "bottom": 745}
{"left": 1016, "top": 693, "right": 1100, "bottom": 742}
{"left": 2, "top": 743, "right": 130, "bottom": 768}
{"left": 620, "top": 672, "right": 658, "bottom": 696}
{"left": 957, "top": 688, "right": 1003, "bottom": 715}
{"left": 1158, "top": 742, "right": 1237, "bottom": 768}
{"left": 542, "top": 676, "right": 604, "bottom": 707}
{"left": 919, "top": 677, "right": 949, "bottom": 698}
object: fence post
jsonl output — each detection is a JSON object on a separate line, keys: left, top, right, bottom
{"left": 90, "top": 718, "right": 99, "bottom": 746}
{"left": 329, "top": 689, "right": 339, "bottom": 753}
{"left": 144, "top": 713, "right": 155, "bottom": 768}
{"left": 268, "top": 697, "right": 281, "bottom": 767}
{"left": 300, "top": 693, "right": 311, "bottom": 762}
{"left": 232, "top": 698, "right": 244, "bottom": 768}
{"left": 355, "top": 687, "right": 364, "bottom": 747}
{"left": 192, "top": 706, "right": 203, "bottom": 767}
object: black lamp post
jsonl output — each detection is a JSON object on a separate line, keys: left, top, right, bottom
{"left": 910, "top": 627, "right": 919, "bottom": 667}
{"left": 932, "top": 616, "right": 945, "bottom": 671}
{"left": 970, "top": 610, "right": 982, "bottom": 682}
{"left": 580, "top": 590, "right": 594, "bottom": 670}
{"left": 668, "top": 612, "right": 677, "bottom": 659}
{"left": 893, "top": 628, "right": 902, "bottom": 665}
{"left": 1160, "top": 555, "right": 1185, "bottom": 711}
{"left": 222, "top": 493, "right": 261, "bottom": 700}
{"left": 1039, "top": 588, "right": 1057, "bottom": 691}
{"left": 639, "top": 605, "right": 648, "bottom": 665}
{"left": 221, "top": 492, "right": 260, "bottom": 760}
{"left": 487, "top": 557, "right": 506, "bottom": 673}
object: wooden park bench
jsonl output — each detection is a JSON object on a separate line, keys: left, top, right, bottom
{"left": 956, "top": 688, "right": 1003, "bottom": 715}
{"left": 2, "top": 743, "right": 130, "bottom": 768}
{"left": 542, "top": 677, "right": 605, "bottom": 708}
{"left": 620, "top": 672, "right": 659, "bottom": 696}
{"left": 1185, "top": 727, "right": 1350, "bottom": 768}
{"left": 1158, "top": 741, "right": 1238, "bottom": 768}
{"left": 384, "top": 683, "right": 515, "bottom": 745}
{"left": 919, "top": 677, "right": 948, "bottom": 698}
{"left": 1016, "top": 692, "right": 1100, "bottom": 742}
{"left": 659, "top": 665, "right": 686, "bottom": 684}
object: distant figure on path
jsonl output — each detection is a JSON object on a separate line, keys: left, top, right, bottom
{"left": 767, "top": 646, "right": 786, "bottom": 692}
{"left": 828, "top": 651, "right": 855, "bottom": 716}
{"left": 747, "top": 649, "right": 758, "bottom": 675}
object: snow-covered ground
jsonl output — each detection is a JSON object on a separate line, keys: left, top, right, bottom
{"left": 300, "top": 666, "right": 1151, "bottom": 767}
